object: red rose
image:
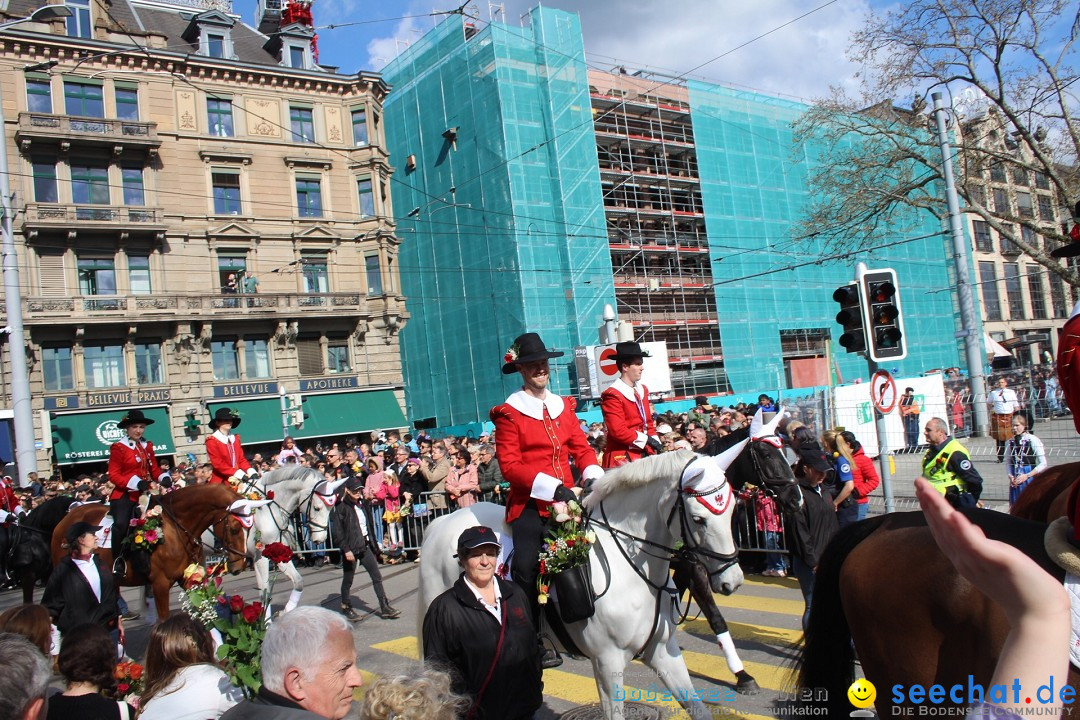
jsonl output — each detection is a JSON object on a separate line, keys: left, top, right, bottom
{"left": 566, "top": 539, "right": 575, "bottom": 547}
{"left": 538, "top": 559, "right": 547, "bottom": 574}
{"left": 217, "top": 594, "right": 228, "bottom": 605}
{"left": 266, "top": 490, "right": 275, "bottom": 500}
{"left": 117, "top": 683, "right": 130, "bottom": 694}
{"left": 241, "top": 602, "right": 263, "bottom": 623}
{"left": 261, "top": 542, "right": 293, "bottom": 565}
{"left": 229, "top": 594, "right": 244, "bottom": 613}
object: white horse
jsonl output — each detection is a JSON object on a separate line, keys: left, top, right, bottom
{"left": 418, "top": 445, "right": 746, "bottom": 720}
{"left": 242, "top": 465, "right": 336, "bottom": 613}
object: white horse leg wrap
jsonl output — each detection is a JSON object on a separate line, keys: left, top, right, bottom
{"left": 284, "top": 588, "right": 302, "bottom": 613}
{"left": 716, "top": 631, "right": 744, "bottom": 674}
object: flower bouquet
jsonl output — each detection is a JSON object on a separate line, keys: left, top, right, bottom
{"left": 179, "top": 563, "right": 226, "bottom": 626}
{"left": 114, "top": 660, "right": 144, "bottom": 706}
{"left": 122, "top": 505, "right": 165, "bottom": 552}
{"left": 261, "top": 541, "right": 293, "bottom": 567}
{"left": 537, "top": 499, "right": 597, "bottom": 623}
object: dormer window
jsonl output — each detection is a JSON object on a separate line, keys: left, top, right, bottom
{"left": 264, "top": 22, "right": 317, "bottom": 71}
{"left": 182, "top": 11, "right": 237, "bottom": 60}
{"left": 287, "top": 43, "right": 309, "bottom": 69}
{"left": 207, "top": 33, "right": 226, "bottom": 58}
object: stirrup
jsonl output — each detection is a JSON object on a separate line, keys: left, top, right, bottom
{"left": 539, "top": 634, "right": 563, "bottom": 669}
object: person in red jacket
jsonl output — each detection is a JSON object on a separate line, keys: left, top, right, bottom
{"left": 205, "top": 408, "right": 257, "bottom": 487}
{"left": 490, "top": 332, "right": 603, "bottom": 668}
{"left": 108, "top": 408, "right": 171, "bottom": 575}
{"left": 841, "top": 430, "right": 880, "bottom": 521}
{"left": 600, "top": 341, "right": 662, "bottom": 468}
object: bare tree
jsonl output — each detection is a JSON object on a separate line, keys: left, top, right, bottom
{"left": 795, "top": 0, "right": 1080, "bottom": 286}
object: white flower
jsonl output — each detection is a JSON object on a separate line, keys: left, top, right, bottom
{"left": 585, "top": 530, "right": 597, "bottom": 544}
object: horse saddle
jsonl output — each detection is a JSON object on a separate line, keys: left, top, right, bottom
{"left": 93, "top": 517, "right": 115, "bottom": 549}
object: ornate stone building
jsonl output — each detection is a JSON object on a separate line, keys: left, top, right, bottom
{"left": 0, "top": 0, "right": 407, "bottom": 470}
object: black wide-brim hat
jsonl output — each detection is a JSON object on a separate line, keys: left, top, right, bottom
{"left": 501, "top": 332, "right": 564, "bottom": 375}
{"left": 117, "top": 409, "right": 155, "bottom": 429}
{"left": 209, "top": 407, "right": 241, "bottom": 429}
{"left": 612, "top": 341, "right": 650, "bottom": 363}
{"left": 66, "top": 521, "right": 101, "bottom": 547}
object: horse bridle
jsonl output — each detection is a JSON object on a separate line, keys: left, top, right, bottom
{"left": 158, "top": 499, "right": 249, "bottom": 566}
{"left": 238, "top": 470, "right": 334, "bottom": 546}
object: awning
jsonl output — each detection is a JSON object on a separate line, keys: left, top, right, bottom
{"left": 293, "top": 389, "right": 406, "bottom": 441}
{"left": 984, "top": 333, "right": 1012, "bottom": 358}
{"left": 51, "top": 406, "right": 174, "bottom": 465}
{"left": 207, "top": 398, "right": 283, "bottom": 445}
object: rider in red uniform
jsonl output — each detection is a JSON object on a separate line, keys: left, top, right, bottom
{"left": 600, "top": 341, "right": 662, "bottom": 468}
{"left": 205, "top": 408, "right": 257, "bottom": 486}
{"left": 0, "top": 475, "right": 24, "bottom": 524}
{"left": 108, "top": 409, "right": 170, "bottom": 575}
{"left": 490, "top": 332, "right": 603, "bottom": 667}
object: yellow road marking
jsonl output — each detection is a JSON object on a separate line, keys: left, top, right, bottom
{"left": 708, "top": 592, "right": 805, "bottom": 616}
{"left": 681, "top": 617, "right": 803, "bottom": 647}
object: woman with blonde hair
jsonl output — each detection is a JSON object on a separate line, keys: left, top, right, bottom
{"left": 137, "top": 613, "right": 242, "bottom": 719}
{"left": 821, "top": 429, "right": 859, "bottom": 528}
{"left": 359, "top": 667, "right": 469, "bottom": 720}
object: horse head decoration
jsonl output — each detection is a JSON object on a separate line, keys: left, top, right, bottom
{"left": 225, "top": 498, "right": 273, "bottom": 575}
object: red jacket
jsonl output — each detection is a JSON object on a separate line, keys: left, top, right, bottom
{"left": 600, "top": 379, "right": 657, "bottom": 468}
{"left": 108, "top": 438, "right": 167, "bottom": 502}
{"left": 491, "top": 391, "right": 602, "bottom": 523}
{"left": 0, "top": 481, "right": 22, "bottom": 520}
{"left": 850, "top": 446, "right": 880, "bottom": 504}
{"left": 205, "top": 431, "right": 253, "bottom": 485}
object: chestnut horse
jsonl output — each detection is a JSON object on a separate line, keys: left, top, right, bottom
{"left": 795, "top": 505, "right": 1079, "bottom": 717}
{"left": 51, "top": 484, "right": 249, "bottom": 620}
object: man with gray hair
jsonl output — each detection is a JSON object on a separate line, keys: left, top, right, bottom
{"left": 475, "top": 443, "right": 505, "bottom": 499}
{"left": 220, "top": 606, "right": 362, "bottom": 720}
{"left": 921, "top": 417, "right": 983, "bottom": 509}
{"left": 0, "top": 633, "right": 50, "bottom": 720}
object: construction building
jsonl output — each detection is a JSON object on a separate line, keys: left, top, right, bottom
{"left": 0, "top": 0, "right": 407, "bottom": 471}
{"left": 383, "top": 7, "right": 968, "bottom": 432}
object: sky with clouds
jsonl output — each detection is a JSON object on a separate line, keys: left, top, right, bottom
{"left": 250, "top": 0, "right": 880, "bottom": 103}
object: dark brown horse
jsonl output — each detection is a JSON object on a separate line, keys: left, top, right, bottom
{"left": 51, "top": 484, "right": 248, "bottom": 620}
{"left": 795, "top": 507, "right": 1079, "bottom": 717}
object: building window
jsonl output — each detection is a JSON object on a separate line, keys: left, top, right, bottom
{"left": 26, "top": 78, "right": 51, "bottom": 113}
{"left": 973, "top": 220, "right": 992, "bottom": 252}
{"left": 207, "top": 33, "right": 225, "bottom": 58}
{"left": 84, "top": 345, "right": 126, "bottom": 388}
{"left": 327, "top": 341, "right": 350, "bottom": 373}
{"left": 134, "top": 342, "right": 163, "bottom": 384}
{"left": 217, "top": 255, "right": 246, "bottom": 291}
{"left": 71, "top": 163, "right": 110, "bottom": 204}
{"left": 302, "top": 255, "right": 328, "bottom": 293}
{"left": 287, "top": 44, "right": 308, "bottom": 69}
{"left": 64, "top": 81, "right": 104, "bottom": 118}
{"left": 967, "top": 184, "right": 986, "bottom": 208}
{"left": 1051, "top": 273, "right": 1068, "bottom": 318}
{"left": 1038, "top": 195, "right": 1053, "bottom": 222}
{"left": 295, "top": 177, "right": 322, "bottom": 217}
{"left": 244, "top": 339, "right": 271, "bottom": 379}
{"left": 356, "top": 177, "right": 375, "bottom": 217}
{"left": 289, "top": 106, "right": 315, "bottom": 143}
{"left": 129, "top": 255, "right": 151, "bottom": 295}
{"left": 211, "top": 339, "right": 240, "bottom": 380}
{"left": 212, "top": 170, "right": 241, "bottom": 214}
{"left": 121, "top": 166, "right": 144, "bottom": 206}
{"left": 992, "top": 188, "right": 1009, "bottom": 215}
{"left": 1003, "top": 262, "right": 1025, "bottom": 320}
{"left": 77, "top": 257, "right": 116, "bottom": 296}
{"left": 1000, "top": 224, "right": 1019, "bottom": 255}
{"left": 115, "top": 86, "right": 138, "bottom": 120}
{"left": 43, "top": 347, "right": 74, "bottom": 391}
{"left": 351, "top": 109, "right": 368, "bottom": 146}
{"left": 1028, "top": 268, "right": 1047, "bottom": 320}
{"left": 979, "top": 261, "right": 1001, "bottom": 321}
{"left": 208, "top": 98, "right": 233, "bottom": 137}
{"left": 990, "top": 163, "right": 1006, "bottom": 183}
{"left": 365, "top": 254, "right": 382, "bottom": 296}
{"left": 296, "top": 337, "right": 323, "bottom": 376}
{"left": 31, "top": 157, "right": 57, "bottom": 203}
{"left": 1011, "top": 167, "right": 1028, "bottom": 186}
{"left": 66, "top": 0, "right": 92, "bottom": 39}
{"left": 1021, "top": 225, "right": 1039, "bottom": 252}
{"left": 1034, "top": 171, "right": 1050, "bottom": 190}
{"left": 1016, "top": 191, "right": 1033, "bottom": 218}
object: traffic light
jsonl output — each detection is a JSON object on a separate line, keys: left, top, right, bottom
{"left": 833, "top": 282, "right": 866, "bottom": 354}
{"left": 862, "top": 268, "right": 907, "bottom": 362}
{"left": 287, "top": 394, "right": 308, "bottom": 428}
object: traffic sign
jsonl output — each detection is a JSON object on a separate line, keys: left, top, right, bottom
{"left": 870, "top": 370, "right": 898, "bottom": 414}
{"left": 598, "top": 347, "right": 618, "bottom": 377}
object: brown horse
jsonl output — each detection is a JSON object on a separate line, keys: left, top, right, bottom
{"left": 51, "top": 484, "right": 248, "bottom": 620}
{"left": 795, "top": 507, "right": 1079, "bottom": 717}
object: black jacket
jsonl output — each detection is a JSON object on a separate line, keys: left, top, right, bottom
{"left": 423, "top": 576, "right": 542, "bottom": 720}
{"left": 332, "top": 499, "right": 371, "bottom": 556}
{"left": 476, "top": 459, "right": 505, "bottom": 494}
{"left": 785, "top": 481, "right": 839, "bottom": 568}
{"left": 42, "top": 554, "right": 120, "bottom": 634}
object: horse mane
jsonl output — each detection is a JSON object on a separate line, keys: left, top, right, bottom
{"left": 25, "top": 495, "right": 76, "bottom": 530}
{"left": 583, "top": 450, "right": 694, "bottom": 510}
{"left": 713, "top": 426, "right": 749, "bottom": 452}
{"left": 263, "top": 465, "right": 319, "bottom": 488}
{"left": 157, "top": 483, "right": 239, "bottom": 512}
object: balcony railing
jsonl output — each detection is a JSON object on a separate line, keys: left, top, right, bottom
{"left": 24, "top": 292, "right": 366, "bottom": 321}
{"left": 23, "top": 203, "right": 166, "bottom": 235}
{"left": 16, "top": 113, "right": 161, "bottom": 153}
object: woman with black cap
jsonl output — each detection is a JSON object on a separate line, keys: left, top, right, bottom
{"left": 107, "top": 408, "right": 171, "bottom": 576}
{"left": 490, "top": 332, "right": 603, "bottom": 668}
{"left": 43, "top": 521, "right": 123, "bottom": 648}
{"left": 205, "top": 408, "right": 258, "bottom": 487}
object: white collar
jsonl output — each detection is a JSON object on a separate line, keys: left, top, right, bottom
{"left": 463, "top": 574, "right": 502, "bottom": 607}
{"left": 121, "top": 437, "right": 148, "bottom": 449}
{"left": 212, "top": 430, "right": 234, "bottom": 443}
{"left": 505, "top": 389, "right": 565, "bottom": 420}
{"left": 610, "top": 377, "right": 644, "bottom": 402}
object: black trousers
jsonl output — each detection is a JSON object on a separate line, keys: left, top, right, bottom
{"left": 340, "top": 544, "right": 386, "bottom": 607}
{"left": 110, "top": 497, "right": 136, "bottom": 557}
{"left": 510, "top": 503, "right": 548, "bottom": 632}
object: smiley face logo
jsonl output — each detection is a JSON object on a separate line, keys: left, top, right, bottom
{"left": 847, "top": 678, "right": 876, "bottom": 709}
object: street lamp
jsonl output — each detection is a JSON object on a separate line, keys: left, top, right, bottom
{"left": 1, "top": 4, "right": 73, "bottom": 485}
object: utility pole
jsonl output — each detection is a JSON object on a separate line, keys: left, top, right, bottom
{"left": 931, "top": 92, "right": 989, "bottom": 437}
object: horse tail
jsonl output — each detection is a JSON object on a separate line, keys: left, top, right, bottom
{"left": 794, "top": 514, "right": 887, "bottom": 715}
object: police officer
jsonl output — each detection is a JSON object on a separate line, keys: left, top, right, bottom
{"left": 921, "top": 417, "right": 983, "bottom": 509}
{"left": 600, "top": 341, "right": 662, "bottom": 468}
{"left": 108, "top": 409, "right": 171, "bottom": 576}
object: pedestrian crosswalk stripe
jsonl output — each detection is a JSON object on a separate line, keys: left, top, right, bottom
{"left": 678, "top": 649, "right": 795, "bottom": 693}
{"left": 372, "top": 636, "right": 783, "bottom": 720}
{"left": 708, "top": 592, "right": 805, "bottom": 616}
{"left": 681, "top": 617, "right": 803, "bottom": 646}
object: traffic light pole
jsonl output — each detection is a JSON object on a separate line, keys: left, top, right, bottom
{"left": 866, "top": 356, "right": 896, "bottom": 514}
{"left": 279, "top": 386, "right": 289, "bottom": 440}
